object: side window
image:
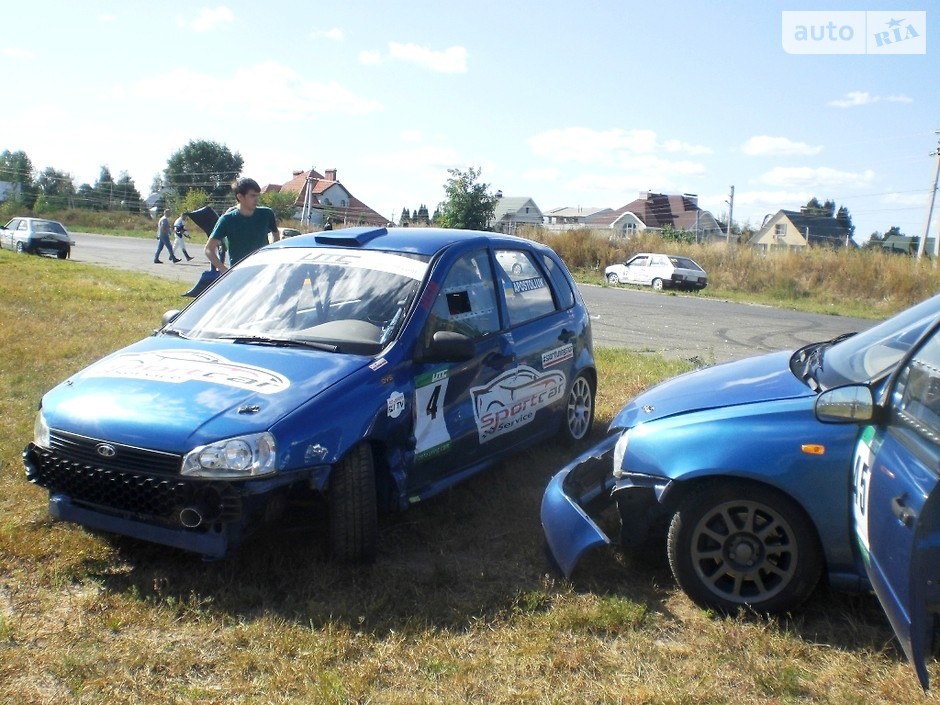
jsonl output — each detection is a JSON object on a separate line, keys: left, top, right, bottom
{"left": 651, "top": 255, "right": 669, "bottom": 267}
{"left": 424, "top": 251, "right": 499, "bottom": 342}
{"left": 542, "top": 253, "right": 575, "bottom": 310}
{"left": 629, "top": 256, "right": 649, "bottom": 268}
{"left": 496, "top": 249, "right": 557, "bottom": 327}
{"left": 18, "top": 220, "right": 28, "bottom": 231}
{"left": 893, "top": 331, "right": 940, "bottom": 443}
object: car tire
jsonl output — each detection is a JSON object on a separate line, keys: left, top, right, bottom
{"left": 652, "top": 278, "right": 664, "bottom": 291}
{"left": 561, "top": 373, "right": 595, "bottom": 443}
{"left": 57, "top": 248, "right": 68, "bottom": 260}
{"left": 328, "top": 443, "right": 378, "bottom": 563}
{"left": 15, "top": 242, "right": 25, "bottom": 254}
{"left": 667, "top": 481, "right": 823, "bottom": 614}
{"left": 606, "top": 273, "right": 620, "bottom": 285}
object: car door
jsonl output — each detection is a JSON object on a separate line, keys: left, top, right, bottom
{"left": 624, "top": 254, "right": 650, "bottom": 285}
{"left": 1, "top": 218, "right": 17, "bottom": 249}
{"left": 407, "top": 248, "right": 512, "bottom": 493}
{"left": 853, "top": 322, "right": 940, "bottom": 689}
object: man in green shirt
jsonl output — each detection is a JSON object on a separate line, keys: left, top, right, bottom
{"left": 205, "top": 177, "right": 280, "bottom": 272}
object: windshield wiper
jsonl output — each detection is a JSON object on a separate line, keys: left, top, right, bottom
{"left": 223, "top": 335, "right": 339, "bottom": 353}
{"left": 160, "top": 327, "right": 190, "bottom": 339}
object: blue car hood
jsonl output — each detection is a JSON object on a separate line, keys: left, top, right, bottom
{"left": 41, "top": 337, "right": 370, "bottom": 450}
{"left": 611, "top": 350, "right": 813, "bottom": 429}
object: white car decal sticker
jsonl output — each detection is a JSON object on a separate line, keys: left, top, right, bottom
{"left": 82, "top": 349, "right": 290, "bottom": 394}
{"left": 542, "top": 344, "right": 574, "bottom": 369}
{"left": 387, "top": 391, "right": 405, "bottom": 419}
{"left": 472, "top": 365, "right": 566, "bottom": 443}
{"left": 415, "top": 368, "right": 452, "bottom": 461}
{"left": 511, "top": 276, "right": 547, "bottom": 294}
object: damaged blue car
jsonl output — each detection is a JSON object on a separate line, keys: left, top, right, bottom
{"left": 25, "top": 227, "right": 595, "bottom": 561}
{"left": 542, "top": 292, "right": 940, "bottom": 615}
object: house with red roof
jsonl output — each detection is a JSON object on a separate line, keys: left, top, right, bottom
{"left": 583, "top": 191, "right": 724, "bottom": 241}
{"left": 263, "top": 168, "right": 387, "bottom": 227}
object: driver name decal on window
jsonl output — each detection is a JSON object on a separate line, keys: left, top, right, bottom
{"left": 511, "top": 277, "right": 546, "bottom": 294}
{"left": 471, "top": 366, "right": 566, "bottom": 443}
{"left": 82, "top": 349, "right": 290, "bottom": 393}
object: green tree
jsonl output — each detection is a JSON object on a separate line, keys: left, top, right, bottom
{"left": 660, "top": 224, "right": 695, "bottom": 244}
{"left": 165, "top": 139, "right": 243, "bottom": 202}
{"left": 94, "top": 166, "right": 115, "bottom": 209}
{"left": 437, "top": 166, "right": 499, "bottom": 230}
{"left": 836, "top": 205, "right": 855, "bottom": 239}
{"left": 34, "top": 167, "right": 75, "bottom": 210}
{"left": 260, "top": 190, "right": 299, "bottom": 220}
{"left": 0, "top": 149, "right": 36, "bottom": 207}
{"left": 113, "top": 172, "right": 143, "bottom": 213}
{"left": 802, "top": 197, "right": 836, "bottom": 217}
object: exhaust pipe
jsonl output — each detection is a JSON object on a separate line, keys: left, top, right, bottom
{"left": 179, "top": 507, "right": 204, "bottom": 528}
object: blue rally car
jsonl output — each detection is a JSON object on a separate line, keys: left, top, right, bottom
{"left": 542, "top": 292, "right": 940, "bottom": 616}
{"left": 24, "top": 227, "right": 596, "bottom": 561}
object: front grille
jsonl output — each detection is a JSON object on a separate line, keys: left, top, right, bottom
{"left": 26, "top": 433, "right": 242, "bottom": 525}
{"left": 49, "top": 431, "right": 182, "bottom": 476}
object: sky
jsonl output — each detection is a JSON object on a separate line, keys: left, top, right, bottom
{"left": 1, "top": 0, "right": 937, "bottom": 241}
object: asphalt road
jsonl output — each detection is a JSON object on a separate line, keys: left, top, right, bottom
{"left": 68, "top": 232, "right": 875, "bottom": 363}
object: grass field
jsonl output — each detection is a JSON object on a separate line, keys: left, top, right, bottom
{"left": 0, "top": 250, "right": 937, "bottom": 703}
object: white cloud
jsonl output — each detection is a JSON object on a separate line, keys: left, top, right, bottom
{"left": 522, "top": 167, "right": 561, "bottom": 181}
{"left": 388, "top": 43, "right": 468, "bottom": 73}
{"left": 360, "top": 145, "right": 460, "bottom": 173}
{"left": 98, "top": 14, "right": 116, "bottom": 23}
{"left": 400, "top": 129, "right": 422, "bottom": 143}
{"left": 178, "top": 6, "right": 234, "bottom": 33}
{"left": 760, "top": 165, "right": 876, "bottom": 189}
{"left": 529, "top": 127, "right": 711, "bottom": 164}
{"left": 3, "top": 47, "right": 34, "bottom": 59}
{"left": 311, "top": 27, "right": 343, "bottom": 40}
{"left": 359, "top": 50, "right": 381, "bottom": 65}
{"left": 114, "top": 62, "right": 382, "bottom": 118}
{"left": 828, "top": 91, "right": 878, "bottom": 108}
{"left": 742, "top": 136, "right": 823, "bottom": 157}
{"left": 886, "top": 94, "right": 913, "bottom": 103}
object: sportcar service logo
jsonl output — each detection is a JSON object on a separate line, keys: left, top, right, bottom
{"left": 471, "top": 365, "right": 566, "bottom": 443}
{"left": 82, "top": 349, "right": 291, "bottom": 394}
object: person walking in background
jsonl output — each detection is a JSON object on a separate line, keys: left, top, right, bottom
{"left": 172, "top": 212, "right": 194, "bottom": 262}
{"left": 154, "top": 209, "right": 180, "bottom": 264}
{"left": 205, "top": 178, "right": 279, "bottom": 272}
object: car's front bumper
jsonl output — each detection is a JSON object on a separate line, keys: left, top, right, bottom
{"left": 541, "top": 434, "right": 618, "bottom": 576}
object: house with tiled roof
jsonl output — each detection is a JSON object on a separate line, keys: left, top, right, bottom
{"left": 749, "top": 209, "right": 854, "bottom": 251}
{"left": 264, "top": 168, "right": 387, "bottom": 227}
{"left": 543, "top": 206, "right": 611, "bottom": 231}
{"left": 583, "top": 191, "right": 724, "bottom": 241}
{"left": 490, "top": 196, "right": 544, "bottom": 234}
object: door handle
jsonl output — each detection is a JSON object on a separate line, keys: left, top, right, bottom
{"left": 891, "top": 494, "right": 916, "bottom": 527}
{"left": 485, "top": 352, "right": 515, "bottom": 369}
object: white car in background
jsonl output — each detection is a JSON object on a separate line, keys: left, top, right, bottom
{"left": 0, "top": 217, "right": 73, "bottom": 259}
{"left": 605, "top": 252, "right": 707, "bottom": 291}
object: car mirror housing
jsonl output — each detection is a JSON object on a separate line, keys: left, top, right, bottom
{"left": 420, "top": 331, "right": 475, "bottom": 363}
{"left": 161, "top": 309, "right": 182, "bottom": 327}
{"left": 815, "top": 385, "right": 875, "bottom": 424}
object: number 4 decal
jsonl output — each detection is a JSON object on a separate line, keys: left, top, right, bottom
{"left": 852, "top": 425, "right": 876, "bottom": 567}
{"left": 415, "top": 368, "right": 452, "bottom": 461}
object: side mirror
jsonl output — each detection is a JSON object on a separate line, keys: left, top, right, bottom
{"left": 815, "top": 385, "right": 875, "bottom": 424}
{"left": 420, "top": 331, "right": 475, "bottom": 363}
{"left": 161, "top": 309, "right": 182, "bottom": 328}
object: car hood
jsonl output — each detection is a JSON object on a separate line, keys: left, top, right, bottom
{"left": 611, "top": 350, "right": 811, "bottom": 429}
{"left": 41, "top": 336, "right": 370, "bottom": 451}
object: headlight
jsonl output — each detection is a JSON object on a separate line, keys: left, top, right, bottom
{"left": 181, "top": 432, "right": 277, "bottom": 478}
{"left": 612, "top": 430, "right": 629, "bottom": 479}
{"left": 33, "top": 410, "right": 50, "bottom": 448}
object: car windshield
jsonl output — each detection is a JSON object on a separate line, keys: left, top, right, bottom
{"left": 166, "top": 247, "right": 430, "bottom": 355}
{"left": 669, "top": 256, "right": 703, "bottom": 271}
{"left": 814, "top": 292, "right": 940, "bottom": 387}
{"left": 33, "top": 220, "right": 67, "bottom": 235}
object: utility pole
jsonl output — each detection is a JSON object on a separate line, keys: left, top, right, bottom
{"left": 725, "top": 185, "right": 735, "bottom": 247}
{"left": 916, "top": 132, "right": 940, "bottom": 260}
{"left": 301, "top": 167, "right": 315, "bottom": 227}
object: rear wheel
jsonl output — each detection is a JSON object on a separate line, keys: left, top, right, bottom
{"left": 652, "top": 278, "right": 664, "bottom": 291}
{"left": 561, "top": 374, "right": 595, "bottom": 443}
{"left": 606, "top": 273, "right": 620, "bottom": 285}
{"left": 15, "top": 241, "right": 25, "bottom": 253}
{"left": 667, "top": 481, "right": 822, "bottom": 614}
{"left": 328, "top": 444, "right": 378, "bottom": 563}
